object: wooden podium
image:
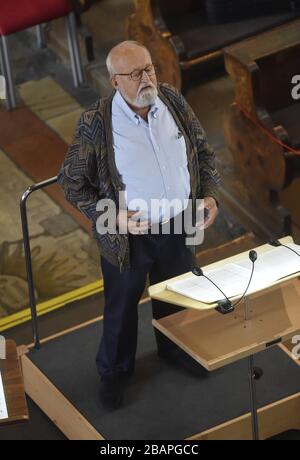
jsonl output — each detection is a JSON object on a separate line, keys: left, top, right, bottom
{"left": 149, "top": 236, "right": 300, "bottom": 440}
{"left": 0, "top": 340, "right": 29, "bottom": 427}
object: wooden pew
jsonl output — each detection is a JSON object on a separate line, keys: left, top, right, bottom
{"left": 223, "top": 18, "right": 300, "bottom": 239}
{"left": 126, "top": 0, "right": 300, "bottom": 90}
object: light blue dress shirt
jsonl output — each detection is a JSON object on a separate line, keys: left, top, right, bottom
{"left": 112, "top": 90, "right": 190, "bottom": 224}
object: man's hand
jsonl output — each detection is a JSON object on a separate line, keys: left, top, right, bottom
{"left": 196, "top": 197, "right": 218, "bottom": 230}
{"left": 117, "top": 209, "right": 150, "bottom": 235}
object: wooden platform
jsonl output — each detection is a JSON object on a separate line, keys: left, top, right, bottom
{"left": 17, "top": 306, "right": 300, "bottom": 440}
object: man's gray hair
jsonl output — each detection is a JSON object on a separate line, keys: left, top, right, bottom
{"left": 106, "top": 40, "right": 151, "bottom": 78}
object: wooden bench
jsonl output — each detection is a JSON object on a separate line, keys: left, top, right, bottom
{"left": 223, "top": 18, "right": 300, "bottom": 238}
{"left": 126, "top": 0, "right": 300, "bottom": 89}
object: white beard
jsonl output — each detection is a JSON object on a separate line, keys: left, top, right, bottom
{"left": 135, "top": 86, "right": 158, "bottom": 108}
{"left": 125, "top": 85, "right": 158, "bottom": 109}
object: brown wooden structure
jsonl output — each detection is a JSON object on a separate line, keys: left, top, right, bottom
{"left": 126, "top": 1, "right": 300, "bottom": 89}
{"left": 0, "top": 340, "right": 29, "bottom": 426}
{"left": 150, "top": 236, "right": 300, "bottom": 439}
{"left": 223, "top": 19, "right": 300, "bottom": 239}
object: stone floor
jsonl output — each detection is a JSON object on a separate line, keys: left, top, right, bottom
{"left": 0, "top": 74, "right": 103, "bottom": 327}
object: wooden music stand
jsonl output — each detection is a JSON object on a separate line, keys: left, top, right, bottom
{"left": 0, "top": 340, "right": 29, "bottom": 427}
{"left": 149, "top": 236, "right": 300, "bottom": 440}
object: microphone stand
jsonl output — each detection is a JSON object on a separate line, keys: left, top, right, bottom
{"left": 244, "top": 294, "right": 260, "bottom": 441}
{"left": 233, "top": 254, "right": 261, "bottom": 441}
{"left": 243, "top": 239, "right": 300, "bottom": 440}
{"left": 192, "top": 246, "right": 261, "bottom": 440}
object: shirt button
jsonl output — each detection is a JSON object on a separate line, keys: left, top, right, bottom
{"left": 167, "top": 186, "right": 170, "bottom": 190}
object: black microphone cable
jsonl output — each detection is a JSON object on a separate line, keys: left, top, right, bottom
{"left": 192, "top": 265, "right": 233, "bottom": 312}
{"left": 230, "top": 250, "right": 257, "bottom": 309}
{"left": 192, "top": 250, "right": 258, "bottom": 314}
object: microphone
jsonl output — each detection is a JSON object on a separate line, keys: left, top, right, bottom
{"left": 249, "top": 250, "right": 258, "bottom": 262}
{"left": 192, "top": 250, "right": 258, "bottom": 314}
{"left": 268, "top": 239, "right": 300, "bottom": 257}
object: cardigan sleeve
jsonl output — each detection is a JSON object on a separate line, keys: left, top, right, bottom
{"left": 57, "top": 114, "right": 103, "bottom": 225}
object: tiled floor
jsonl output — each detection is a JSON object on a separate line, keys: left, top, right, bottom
{"left": 0, "top": 119, "right": 102, "bottom": 329}
{"left": 0, "top": 61, "right": 103, "bottom": 327}
{"left": 19, "top": 76, "right": 81, "bottom": 122}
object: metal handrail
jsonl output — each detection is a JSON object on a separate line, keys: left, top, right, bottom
{"left": 20, "top": 176, "right": 58, "bottom": 349}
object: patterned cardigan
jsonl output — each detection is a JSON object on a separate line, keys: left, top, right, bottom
{"left": 57, "top": 83, "right": 220, "bottom": 271}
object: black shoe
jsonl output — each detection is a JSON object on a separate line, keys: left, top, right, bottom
{"left": 99, "top": 375, "right": 129, "bottom": 410}
{"left": 158, "top": 346, "right": 208, "bottom": 377}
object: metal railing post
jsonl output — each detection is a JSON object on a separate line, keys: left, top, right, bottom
{"left": 20, "top": 176, "right": 58, "bottom": 349}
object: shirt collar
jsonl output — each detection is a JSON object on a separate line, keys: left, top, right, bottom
{"left": 113, "top": 90, "right": 159, "bottom": 125}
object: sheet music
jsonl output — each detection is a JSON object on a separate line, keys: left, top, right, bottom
{"left": 166, "top": 243, "right": 300, "bottom": 303}
{"left": 235, "top": 244, "right": 300, "bottom": 282}
{"left": 0, "top": 370, "right": 8, "bottom": 420}
{"left": 167, "top": 263, "right": 254, "bottom": 303}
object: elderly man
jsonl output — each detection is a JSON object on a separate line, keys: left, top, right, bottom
{"left": 58, "top": 40, "right": 220, "bottom": 409}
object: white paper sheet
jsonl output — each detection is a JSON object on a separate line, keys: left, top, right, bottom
{"left": 0, "top": 370, "right": 8, "bottom": 420}
{"left": 167, "top": 263, "right": 254, "bottom": 303}
{"left": 166, "top": 244, "right": 300, "bottom": 303}
{"left": 235, "top": 244, "right": 300, "bottom": 282}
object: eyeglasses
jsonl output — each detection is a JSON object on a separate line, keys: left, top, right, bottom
{"left": 113, "top": 64, "right": 157, "bottom": 81}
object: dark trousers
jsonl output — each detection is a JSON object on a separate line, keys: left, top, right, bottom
{"left": 96, "top": 217, "right": 193, "bottom": 382}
